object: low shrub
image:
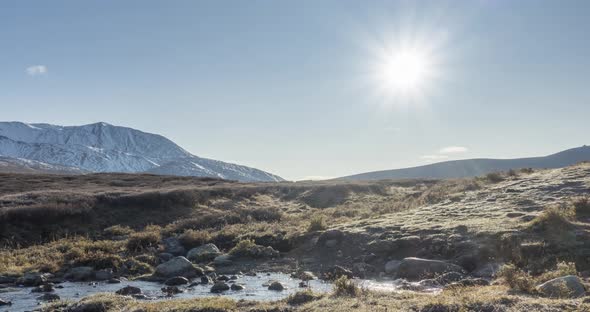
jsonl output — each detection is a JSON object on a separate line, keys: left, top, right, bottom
{"left": 103, "top": 225, "right": 133, "bottom": 237}
{"left": 126, "top": 230, "right": 160, "bottom": 252}
{"left": 572, "top": 196, "right": 590, "bottom": 216}
{"left": 497, "top": 264, "right": 536, "bottom": 293}
{"left": 485, "top": 172, "right": 504, "bottom": 183}
{"left": 307, "top": 214, "right": 327, "bottom": 232}
{"left": 287, "top": 289, "right": 321, "bottom": 305}
{"left": 179, "top": 229, "right": 212, "bottom": 249}
{"left": 332, "top": 276, "right": 360, "bottom": 297}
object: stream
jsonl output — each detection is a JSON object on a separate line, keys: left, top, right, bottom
{"left": 0, "top": 273, "right": 442, "bottom": 312}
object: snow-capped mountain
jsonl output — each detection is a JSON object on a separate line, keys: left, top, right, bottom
{"left": 0, "top": 122, "right": 283, "bottom": 182}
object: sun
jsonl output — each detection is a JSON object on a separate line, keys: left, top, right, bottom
{"left": 381, "top": 50, "right": 430, "bottom": 92}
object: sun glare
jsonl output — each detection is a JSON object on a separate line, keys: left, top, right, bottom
{"left": 380, "top": 49, "right": 430, "bottom": 93}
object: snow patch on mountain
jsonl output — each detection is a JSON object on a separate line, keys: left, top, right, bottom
{"left": 0, "top": 122, "right": 283, "bottom": 182}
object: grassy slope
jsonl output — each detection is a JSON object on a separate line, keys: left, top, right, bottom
{"left": 2, "top": 164, "right": 590, "bottom": 311}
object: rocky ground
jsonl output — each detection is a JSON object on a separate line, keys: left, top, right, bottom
{"left": 1, "top": 164, "right": 590, "bottom": 311}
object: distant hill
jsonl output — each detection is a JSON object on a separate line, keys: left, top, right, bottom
{"left": 0, "top": 122, "right": 283, "bottom": 182}
{"left": 338, "top": 146, "right": 590, "bottom": 181}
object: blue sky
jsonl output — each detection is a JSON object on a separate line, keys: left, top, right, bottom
{"left": 1, "top": 1, "right": 590, "bottom": 180}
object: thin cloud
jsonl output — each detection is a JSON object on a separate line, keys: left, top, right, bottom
{"left": 439, "top": 146, "right": 468, "bottom": 154}
{"left": 26, "top": 65, "right": 48, "bottom": 76}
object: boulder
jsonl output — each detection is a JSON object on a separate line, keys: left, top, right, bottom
{"left": 230, "top": 283, "right": 245, "bottom": 290}
{"left": 162, "top": 237, "right": 186, "bottom": 256}
{"left": 384, "top": 260, "right": 401, "bottom": 274}
{"left": 65, "top": 267, "right": 95, "bottom": 281}
{"left": 31, "top": 283, "right": 54, "bottom": 293}
{"left": 164, "top": 276, "right": 189, "bottom": 286}
{"left": 396, "top": 257, "right": 464, "bottom": 280}
{"left": 217, "top": 275, "right": 230, "bottom": 281}
{"left": 154, "top": 257, "right": 200, "bottom": 278}
{"left": 159, "top": 253, "right": 174, "bottom": 263}
{"left": 210, "top": 282, "right": 230, "bottom": 293}
{"left": 213, "top": 254, "right": 233, "bottom": 266}
{"left": 187, "top": 243, "right": 221, "bottom": 262}
{"left": 18, "top": 272, "right": 51, "bottom": 286}
{"left": 0, "top": 276, "right": 16, "bottom": 284}
{"left": 268, "top": 281, "right": 285, "bottom": 291}
{"left": 536, "top": 275, "right": 586, "bottom": 298}
{"left": 37, "top": 293, "right": 60, "bottom": 301}
{"left": 95, "top": 269, "right": 113, "bottom": 281}
{"left": 116, "top": 286, "right": 142, "bottom": 295}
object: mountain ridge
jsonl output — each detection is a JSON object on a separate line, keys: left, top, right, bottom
{"left": 338, "top": 145, "right": 590, "bottom": 181}
{"left": 0, "top": 121, "right": 283, "bottom": 182}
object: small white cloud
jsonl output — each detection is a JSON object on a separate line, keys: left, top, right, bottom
{"left": 438, "top": 146, "right": 469, "bottom": 154}
{"left": 26, "top": 65, "right": 47, "bottom": 76}
{"left": 420, "top": 155, "right": 449, "bottom": 161}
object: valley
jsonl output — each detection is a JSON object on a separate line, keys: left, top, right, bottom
{"left": 1, "top": 163, "right": 590, "bottom": 311}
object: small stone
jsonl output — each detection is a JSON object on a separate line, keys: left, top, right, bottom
{"left": 268, "top": 281, "right": 285, "bottom": 291}
{"left": 164, "top": 276, "right": 189, "bottom": 286}
{"left": 210, "top": 282, "right": 230, "bottom": 293}
{"left": 37, "top": 293, "right": 60, "bottom": 301}
{"left": 217, "top": 275, "right": 230, "bottom": 281}
{"left": 115, "top": 286, "right": 142, "bottom": 295}
{"left": 31, "top": 283, "right": 54, "bottom": 293}
{"left": 161, "top": 286, "right": 183, "bottom": 295}
{"left": 0, "top": 299, "right": 12, "bottom": 306}
{"left": 201, "top": 276, "right": 212, "bottom": 284}
{"left": 230, "top": 283, "right": 245, "bottom": 291}
{"left": 107, "top": 278, "right": 121, "bottom": 284}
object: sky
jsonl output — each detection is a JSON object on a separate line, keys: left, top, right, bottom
{"left": 1, "top": 1, "right": 590, "bottom": 181}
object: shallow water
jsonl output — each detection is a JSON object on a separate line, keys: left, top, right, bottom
{"left": 0, "top": 272, "right": 332, "bottom": 312}
{"left": 0, "top": 274, "right": 445, "bottom": 311}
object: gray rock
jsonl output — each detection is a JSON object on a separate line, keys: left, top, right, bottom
{"left": 325, "top": 239, "right": 339, "bottom": 248}
{"left": 95, "top": 269, "right": 113, "bottom": 281}
{"left": 37, "top": 293, "right": 60, "bottom": 301}
{"left": 230, "top": 283, "right": 245, "bottom": 290}
{"left": 217, "top": 275, "right": 230, "bottom": 281}
{"left": 187, "top": 243, "right": 221, "bottom": 262}
{"left": 18, "top": 272, "right": 51, "bottom": 286}
{"left": 162, "top": 237, "right": 186, "bottom": 256}
{"left": 165, "top": 276, "right": 189, "bottom": 286}
{"left": 65, "top": 266, "right": 95, "bottom": 281}
{"left": 268, "top": 281, "right": 285, "bottom": 291}
{"left": 537, "top": 275, "right": 586, "bottom": 298}
{"left": 155, "top": 256, "right": 200, "bottom": 278}
{"left": 384, "top": 260, "right": 401, "bottom": 274}
{"left": 396, "top": 257, "right": 464, "bottom": 280}
{"left": 0, "top": 276, "right": 16, "bottom": 284}
{"left": 116, "top": 286, "right": 142, "bottom": 295}
{"left": 210, "top": 282, "right": 230, "bottom": 293}
{"left": 200, "top": 276, "right": 211, "bottom": 284}
{"left": 161, "top": 286, "right": 183, "bottom": 294}
{"left": 31, "top": 283, "right": 54, "bottom": 293}
{"left": 213, "top": 254, "right": 233, "bottom": 266}
{"left": 159, "top": 253, "right": 174, "bottom": 263}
